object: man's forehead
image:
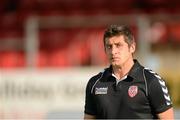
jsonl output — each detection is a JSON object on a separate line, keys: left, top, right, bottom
{"left": 105, "top": 35, "right": 125, "bottom": 44}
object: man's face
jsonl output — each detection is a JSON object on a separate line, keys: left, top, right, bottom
{"left": 105, "top": 35, "right": 135, "bottom": 67}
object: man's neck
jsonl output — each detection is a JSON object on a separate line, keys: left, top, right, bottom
{"left": 112, "top": 59, "right": 134, "bottom": 80}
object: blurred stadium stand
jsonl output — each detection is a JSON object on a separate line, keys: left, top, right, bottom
{"left": 0, "top": 0, "right": 180, "bottom": 69}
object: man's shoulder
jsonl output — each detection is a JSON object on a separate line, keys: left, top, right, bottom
{"left": 86, "top": 67, "right": 110, "bottom": 88}
{"left": 143, "top": 67, "right": 164, "bottom": 82}
{"left": 88, "top": 70, "right": 105, "bottom": 84}
{"left": 85, "top": 70, "right": 104, "bottom": 93}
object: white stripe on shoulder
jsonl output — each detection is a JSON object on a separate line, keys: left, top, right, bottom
{"left": 90, "top": 69, "right": 105, "bottom": 94}
{"left": 159, "top": 80, "right": 165, "bottom": 86}
{"left": 144, "top": 67, "right": 151, "bottom": 71}
{"left": 143, "top": 68, "right": 148, "bottom": 96}
{"left": 144, "top": 67, "right": 172, "bottom": 105}
{"left": 144, "top": 67, "right": 162, "bottom": 80}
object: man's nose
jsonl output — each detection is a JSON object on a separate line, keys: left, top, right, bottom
{"left": 111, "top": 46, "right": 117, "bottom": 55}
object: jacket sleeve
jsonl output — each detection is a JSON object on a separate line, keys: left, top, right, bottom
{"left": 147, "top": 74, "right": 172, "bottom": 114}
{"left": 84, "top": 76, "right": 98, "bottom": 115}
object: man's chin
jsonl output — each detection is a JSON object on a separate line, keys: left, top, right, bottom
{"left": 111, "top": 62, "right": 121, "bottom": 67}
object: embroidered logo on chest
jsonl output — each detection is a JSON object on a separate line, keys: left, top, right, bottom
{"left": 95, "top": 87, "right": 108, "bottom": 95}
{"left": 128, "top": 85, "right": 138, "bottom": 98}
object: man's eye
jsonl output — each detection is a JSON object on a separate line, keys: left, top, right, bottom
{"left": 107, "top": 45, "right": 112, "bottom": 49}
{"left": 116, "top": 44, "right": 122, "bottom": 47}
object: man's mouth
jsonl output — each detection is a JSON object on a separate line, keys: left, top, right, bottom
{"left": 111, "top": 57, "right": 119, "bottom": 60}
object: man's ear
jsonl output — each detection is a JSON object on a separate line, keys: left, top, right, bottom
{"left": 130, "top": 42, "right": 136, "bottom": 53}
{"left": 104, "top": 46, "right": 107, "bottom": 53}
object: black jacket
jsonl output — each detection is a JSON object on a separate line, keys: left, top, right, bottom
{"left": 84, "top": 60, "right": 172, "bottom": 119}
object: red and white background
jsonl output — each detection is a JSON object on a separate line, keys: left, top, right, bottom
{"left": 0, "top": 68, "right": 102, "bottom": 119}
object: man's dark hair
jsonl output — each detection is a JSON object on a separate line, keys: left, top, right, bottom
{"left": 103, "top": 25, "right": 135, "bottom": 46}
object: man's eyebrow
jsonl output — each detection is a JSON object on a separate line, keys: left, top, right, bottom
{"left": 112, "top": 42, "right": 121, "bottom": 44}
{"left": 106, "top": 42, "right": 121, "bottom": 45}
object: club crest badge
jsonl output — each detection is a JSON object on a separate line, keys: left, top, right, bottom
{"left": 128, "top": 85, "right": 138, "bottom": 98}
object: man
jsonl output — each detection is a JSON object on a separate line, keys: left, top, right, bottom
{"left": 84, "top": 25, "right": 174, "bottom": 119}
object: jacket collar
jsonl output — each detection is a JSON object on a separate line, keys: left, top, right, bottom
{"left": 102, "top": 59, "right": 144, "bottom": 82}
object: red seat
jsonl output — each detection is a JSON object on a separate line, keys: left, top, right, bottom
{"left": 49, "top": 50, "right": 69, "bottom": 67}
{"left": 36, "top": 51, "right": 49, "bottom": 67}
{"left": 169, "top": 23, "right": 180, "bottom": 42}
{"left": 0, "top": 51, "right": 25, "bottom": 68}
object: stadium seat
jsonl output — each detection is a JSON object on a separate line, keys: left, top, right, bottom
{"left": 36, "top": 51, "right": 49, "bottom": 67}
{"left": 0, "top": 51, "right": 25, "bottom": 68}
{"left": 49, "top": 50, "right": 69, "bottom": 67}
{"left": 168, "top": 23, "right": 180, "bottom": 42}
